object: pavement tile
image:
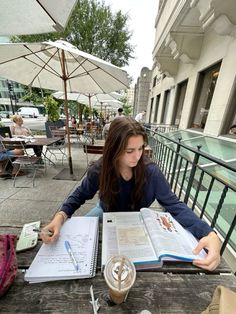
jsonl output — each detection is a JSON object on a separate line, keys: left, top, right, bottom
{"left": 0, "top": 199, "right": 62, "bottom": 225}
{"left": 0, "top": 144, "right": 100, "bottom": 227}
{"left": 8, "top": 180, "right": 77, "bottom": 202}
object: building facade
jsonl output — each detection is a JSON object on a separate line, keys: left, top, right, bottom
{"left": 133, "top": 67, "right": 152, "bottom": 117}
{"left": 0, "top": 78, "right": 26, "bottom": 112}
{"left": 148, "top": 0, "right": 236, "bottom": 137}
{"left": 126, "top": 87, "right": 135, "bottom": 108}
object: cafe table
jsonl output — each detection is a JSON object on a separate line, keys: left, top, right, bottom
{"left": 83, "top": 139, "right": 153, "bottom": 158}
{"left": 1, "top": 226, "right": 236, "bottom": 313}
{"left": 2, "top": 137, "right": 64, "bottom": 165}
{"left": 2, "top": 136, "right": 62, "bottom": 147}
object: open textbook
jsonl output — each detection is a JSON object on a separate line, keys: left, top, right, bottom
{"left": 102, "top": 208, "right": 207, "bottom": 270}
{"left": 25, "top": 217, "right": 99, "bottom": 283}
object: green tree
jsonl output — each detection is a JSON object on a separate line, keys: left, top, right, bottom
{"left": 11, "top": 0, "right": 133, "bottom": 68}
{"left": 21, "top": 86, "right": 51, "bottom": 105}
{"left": 119, "top": 95, "right": 133, "bottom": 116}
{"left": 43, "top": 95, "right": 60, "bottom": 121}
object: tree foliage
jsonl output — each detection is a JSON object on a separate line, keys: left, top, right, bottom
{"left": 21, "top": 86, "right": 51, "bottom": 105}
{"left": 43, "top": 95, "right": 60, "bottom": 121}
{"left": 11, "top": 0, "right": 133, "bottom": 68}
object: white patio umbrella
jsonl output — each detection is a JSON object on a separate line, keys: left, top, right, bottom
{"left": 52, "top": 91, "right": 123, "bottom": 117}
{"left": 93, "top": 101, "right": 122, "bottom": 119}
{"left": 0, "top": 40, "right": 129, "bottom": 174}
{"left": 52, "top": 91, "right": 122, "bottom": 103}
{"left": 0, "top": 0, "right": 77, "bottom": 35}
{"left": 53, "top": 90, "right": 123, "bottom": 124}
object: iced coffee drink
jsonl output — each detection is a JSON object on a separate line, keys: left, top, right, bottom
{"left": 104, "top": 255, "right": 136, "bottom": 304}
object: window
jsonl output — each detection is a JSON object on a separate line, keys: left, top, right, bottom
{"left": 191, "top": 62, "right": 221, "bottom": 129}
{"left": 172, "top": 80, "right": 188, "bottom": 125}
{"left": 161, "top": 90, "right": 170, "bottom": 124}
{"left": 154, "top": 94, "right": 160, "bottom": 122}
{"left": 153, "top": 76, "right": 157, "bottom": 87}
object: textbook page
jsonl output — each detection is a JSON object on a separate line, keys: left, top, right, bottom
{"left": 25, "top": 217, "right": 99, "bottom": 283}
{"left": 102, "top": 212, "right": 162, "bottom": 270}
{"left": 140, "top": 208, "right": 207, "bottom": 261}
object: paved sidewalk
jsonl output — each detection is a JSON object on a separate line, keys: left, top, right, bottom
{"left": 0, "top": 143, "right": 99, "bottom": 229}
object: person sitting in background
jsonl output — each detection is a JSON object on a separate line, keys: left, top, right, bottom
{"left": 41, "top": 117, "right": 221, "bottom": 271}
{"left": 70, "top": 116, "right": 77, "bottom": 129}
{"left": 135, "top": 110, "right": 146, "bottom": 123}
{"left": 102, "top": 121, "right": 111, "bottom": 139}
{"left": 0, "top": 135, "right": 24, "bottom": 176}
{"left": 102, "top": 108, "right": 125, "bottom": 139}
{"left": 115, "top": 107, "right": 125, "bottom": 118}
{"left": 10, "top": 115, "right": 42, "bottom": 158}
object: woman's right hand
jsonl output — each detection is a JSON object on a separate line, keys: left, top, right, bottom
{"left": 41, "top": 213, "right": 65, "bottom": 244}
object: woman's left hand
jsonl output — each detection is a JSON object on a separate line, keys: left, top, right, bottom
{"left": 192, "top": 231, "right": 221, "bottom": 271}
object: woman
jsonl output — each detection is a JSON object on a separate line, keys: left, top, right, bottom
{"left": 10, "top": 115, "right": 42, "bottom": 158}
{"left": 41, "top": 117, "right": 220, "bottom": 271}
{"left": 70, "top": 116, "right": 77, "bottom": 128}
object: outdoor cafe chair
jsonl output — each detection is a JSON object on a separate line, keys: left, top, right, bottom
{"left": 45, "top": 127, "right": 67, "bottom": 165}
{"left": 68, "top": 126, "right": 80, "bottom": 143}
{"left": 0, "top": 139, "right": 44, "bottom": 187}
{"left": 83, "top": 142, "right": 103, "bottom": 167}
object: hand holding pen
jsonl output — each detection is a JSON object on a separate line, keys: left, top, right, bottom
{"left": 33, "top": 228, "right": 53, "bottom": 236}
{"left": 40, "top": 212, "right": 67, "bottom": 244}
{"left": 39, "top": 223, "right": 61, "bottom": 244}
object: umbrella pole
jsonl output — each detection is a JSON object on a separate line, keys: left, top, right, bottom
{"left": 61, "top": 51, "right": 73, "bottom": 175}
{"left": 89, "top": 94, "right": 92, "bottom": 120}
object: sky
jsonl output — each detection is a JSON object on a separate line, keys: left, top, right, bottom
{"left": 103, "top": 0, "right": 158, "bottom": 85}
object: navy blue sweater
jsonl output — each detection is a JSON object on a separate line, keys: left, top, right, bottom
{"left": 61, "top": 160, "right": 213, "bottom": 239}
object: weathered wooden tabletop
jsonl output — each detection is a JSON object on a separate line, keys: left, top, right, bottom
{"left": 1, "top": 226, "right": 236, "bottom": 313}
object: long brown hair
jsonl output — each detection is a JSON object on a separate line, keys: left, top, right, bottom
{"left": 99, "top": 117, "right": 148, "bottom": 211}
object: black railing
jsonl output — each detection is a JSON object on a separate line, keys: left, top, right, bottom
{"left": 144, "top": 123, "right": 179, "bottom": 134}
{"left": 146, "top": 128, "right": 236, "bottom": 256}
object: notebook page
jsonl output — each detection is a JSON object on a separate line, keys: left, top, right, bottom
{"left": 25, "top": 217, "right": 99, "bottom": 283}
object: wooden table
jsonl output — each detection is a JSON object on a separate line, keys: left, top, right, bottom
{"left": 1, "top": 137, "right": 63, "bottom": 166}
{"left": 2, "top": 137, "right": 62, "bottom": 147}
{"left": 84, "top": 140, "right": 153, "bottom": 157}
{"left": 1, "top": 226, "right": 236, "bottom": 313}
{"left": 26, "top": 137, "right": 63, "bottom": 147}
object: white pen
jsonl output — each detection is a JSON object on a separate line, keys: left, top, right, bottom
{"left": 64, "top": 240, "right": 79, "bottom": 272}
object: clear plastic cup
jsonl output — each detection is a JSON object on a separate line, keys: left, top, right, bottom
{"left": 104, "top": 255, "right": 136, "bottom": 304}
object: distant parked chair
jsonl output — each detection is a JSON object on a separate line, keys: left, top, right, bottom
{"left": 45, "top": 127, "right": 67, "bottom": 164}
{"left": 83, "top": 142, "right": 103, "bottom": 167}
{"left": 0, "top": 139, "right": 43, "bottom": 187}
{"left": 68, "top": 126, "right": 79, "bottom": 143}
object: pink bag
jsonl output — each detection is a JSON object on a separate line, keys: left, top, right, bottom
{"left": 0, "top": 234, "right": 18, "bottom": 297}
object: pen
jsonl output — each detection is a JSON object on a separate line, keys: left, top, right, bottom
{"left": 64, "top": 240, "right": 79, "bottom": 272}
{"left": 32, "top": 228, "right": 53, "bottom": 236}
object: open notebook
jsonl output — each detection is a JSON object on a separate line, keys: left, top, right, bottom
{"left": 25, "top": 217, "right": 99, "bottom": 283}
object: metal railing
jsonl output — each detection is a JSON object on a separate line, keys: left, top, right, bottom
{"left": 144, "top": 123, "right": 179, "bottom": 134}
{"left": 146, "top": 128, "right": 236, "bottom": 257}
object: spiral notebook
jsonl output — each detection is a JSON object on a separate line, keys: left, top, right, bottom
{"left": 24, "top": 217, "right": 99, "bottom": 283}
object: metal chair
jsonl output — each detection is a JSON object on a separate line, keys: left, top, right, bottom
{"left": 0, "top": 139, "right": 43, "bottom": 187}
{"left": 68, "top": 126, "right": 79, "bottom": 143}
{"left": 83, "top": 142, "right": 103, "bottom": 167}
{"left": 45, "top": 127, "right": 67, "bottom": 165}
